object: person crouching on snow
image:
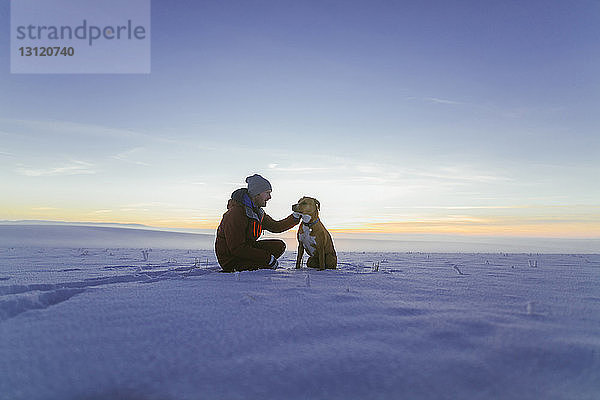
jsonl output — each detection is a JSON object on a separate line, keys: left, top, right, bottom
{"left": 215, "top": 174, "right": 300, "bottom": 272}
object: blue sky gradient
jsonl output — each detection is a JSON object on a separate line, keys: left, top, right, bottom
{"left": 1, "top": 0, "right": 599, "bottom": 239}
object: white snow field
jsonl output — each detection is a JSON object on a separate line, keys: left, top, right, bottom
{"left": 1, "top": 230, "right": 599, "bottom": 399}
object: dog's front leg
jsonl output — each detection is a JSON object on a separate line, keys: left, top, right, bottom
{"left": 318, "top": 242, "right": 326, "bottom": 270}
{"left": 296, "top": 242, "right": 304, "bottom": 269}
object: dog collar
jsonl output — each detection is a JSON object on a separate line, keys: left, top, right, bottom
{"left": 302, "top": 218, "right": 320, "bottom": 228}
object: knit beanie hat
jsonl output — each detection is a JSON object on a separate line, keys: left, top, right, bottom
{"left": 246, "top": 174, "right": 272, "bottom": 197}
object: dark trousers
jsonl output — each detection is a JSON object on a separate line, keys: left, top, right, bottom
{"left": 222, "top": 239, "right": 286, "bottom": 272}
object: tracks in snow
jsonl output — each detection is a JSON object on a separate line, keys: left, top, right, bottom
{"left": 0, "top": 265, "right": 219, "bottom": 322}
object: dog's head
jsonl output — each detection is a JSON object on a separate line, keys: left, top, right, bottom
{"left": 292, "top": 196, "right": 320, "bottom": 217}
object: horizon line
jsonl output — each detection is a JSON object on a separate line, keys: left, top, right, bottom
{"left": 2, "top": 219, "right": 600, "bottom": 241}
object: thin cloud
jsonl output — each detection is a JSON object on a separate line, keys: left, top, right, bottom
{"left": 269, "top": 166, "right": 332, "bottom": 172}
{"left": 426, "top": 97, "right": 463, "bottom": 105}
{"left": 16, "top": 160, "right": 95, "bottom": 177}
{"left": 384, "top": 205, "right": 527, "bottom": 210}
{"left": 351, "top": 162, "right": 512, "bottom": 186}
{"left": 111, "top": 147, "right": 150, "bottom": 166}
{"left": 120, "top": 201, "right": 172, "bottom": 209}
{"left": 0, "top": 118, "right": 148, "bottom": 140}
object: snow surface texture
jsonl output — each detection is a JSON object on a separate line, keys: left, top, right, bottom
{"left": 1, "top": 247, "right": 599, "bottom": 400}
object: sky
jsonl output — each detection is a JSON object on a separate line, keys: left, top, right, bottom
{"left": 1, "top": 0, "right": 599, "bottom": 240}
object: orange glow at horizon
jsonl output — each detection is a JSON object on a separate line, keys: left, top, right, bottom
{"left": 332, "top": 220, "right": 600, "bottom": 238}
{"left": 4, "top": 204, "right": 600, "bottom": 239}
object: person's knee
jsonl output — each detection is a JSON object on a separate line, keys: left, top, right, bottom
{"left": 273, "top": 240, "right": 286, "bottom": 258}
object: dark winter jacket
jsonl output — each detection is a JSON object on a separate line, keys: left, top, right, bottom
{"left": 215, "top": 188, "right": 299, "bottom": 269}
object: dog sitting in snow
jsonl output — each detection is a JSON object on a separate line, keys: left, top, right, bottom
{"left": 292, "top": 196, "right": 337, "bottom": 269}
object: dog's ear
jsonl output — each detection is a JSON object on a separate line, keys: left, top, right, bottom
{"left": 315, "top": 199, "right": 320, "bottom": 211}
